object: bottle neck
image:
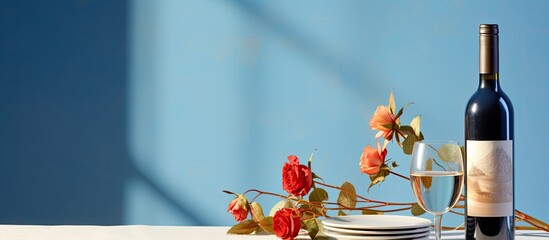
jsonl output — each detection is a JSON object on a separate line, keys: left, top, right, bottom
{"left": 479, "top": 25, "right": 499, "bottom": 91}
{"left": 479, "top": 74, "right": 500, "bottom": 91}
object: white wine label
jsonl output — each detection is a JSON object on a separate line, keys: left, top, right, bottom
{"left": 466, "top": 140, "right": 513, "bottom": 216}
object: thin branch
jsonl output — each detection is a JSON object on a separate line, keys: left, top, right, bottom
{"left": 314, "top": 180, "right": 415, "bottom": 206}
{"left": 389, "top": 170, "right": 410, "bottom": 181}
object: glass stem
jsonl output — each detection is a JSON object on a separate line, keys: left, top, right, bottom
{"left": 434, "top": 214, "right": 443, "bottom": 240}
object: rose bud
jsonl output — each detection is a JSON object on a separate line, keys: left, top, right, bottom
{"left": 227, "top": 194, "right": 249, "bottom": 222}
{"left": 369, "top": 105, "right": 397, "bottom": 141}
{"left": 359, "top": 142, "right": 387, "bottom": 176}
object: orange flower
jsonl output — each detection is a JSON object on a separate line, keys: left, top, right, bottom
{"left": 369, "top": 105, "right": 397, "bottom": 141}
{"left": 359, "top": 143, "right": 387, "bottom": 175}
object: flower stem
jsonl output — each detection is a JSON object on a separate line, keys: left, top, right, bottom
{"left": 516, "top": 209, "right": 549, "bottom": 232}
{"left": 389, "top": 170, "right": 410, "bottom": 181}
{"left": 243, "top": 189, "right": 290, "bottom": 203}
{"left": 313, "top": 180, "right": 415, "bottom": 206}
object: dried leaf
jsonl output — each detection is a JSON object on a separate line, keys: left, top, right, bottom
{"left": 302, "top": 218, "right": 320, "bottom": 240}
{"left": 389, "top": 90, "right": 396, "bottom": 114}
{"left": 426, "top": 158, "right": 433, "bottom": 171}
{"left": 258, "top": 216, "right": 275, "bottom": 234}
{"left": 411, "top": 203, "right": 426, "bottom": 216}
{"left": 368, "top": 168, "right": 390, "bottom": 191}
{"left": 409, "top": 115, "right": 421, "bottom": 138}
{"left": 337, "top": 182, "right": 357, "bottom": 209}
{"left": 403, "top": 134, "right": 418, "bottom": 155}
{"left": 398, "top": 126, "right": 414, "bottom": 137}
{"left": 420, "top": 158, "right": 433, "bottom": 189}
{"left": 362, "top": 209, "right": 384, "bottom": 215}
{"left": 227, "top": 219, "right": 259, "bottom": 234}
{"left": 395, "top": 102, "right": 413, "bottom": 119}
{"left": 269, "top": 200, "right": 293, "bottom": 217}
{"left": 309, "top": 188, "right": 329, "bottom": 203}
{"left": 250, "top": 202, "right": 265, "bottom": 222}
{"left": 437, "top": 144, "right": 462, "bottom": 163}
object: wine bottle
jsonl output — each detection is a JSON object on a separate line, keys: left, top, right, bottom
{"left": 465, "top": 24, "right": 514, "bottom": 239}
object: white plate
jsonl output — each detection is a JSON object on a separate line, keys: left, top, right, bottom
{"left": 324, "top": 229, "right": 429, "bottom": 240}
{"left": 322, "top": 215, "right": 431, "bottom": 230}
{"left": 323, "top": 224, "right": 430, "bottom": 236}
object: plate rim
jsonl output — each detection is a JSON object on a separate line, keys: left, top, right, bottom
{"left": 323, "top": 224, "right": 430, "bottom": 235}
{"left": 322, "top": 215, "right": 431, "bottom": 230}
{"left": 324, "top": 229, "right": 430, "bottom": 240}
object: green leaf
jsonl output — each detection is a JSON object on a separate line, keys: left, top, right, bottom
{"left": 398, "top": 125, "right": 414, "bottom": 137}
{"left": 389, "top": 90, "right": 396, "bottom": 114}
{"left": 302, "top": 218, "right": 320, "bottom": 240}
{"left": 395, "top": 102, "right": 413, "bottom": 119}
{"left": 309, "top": 188, "right": 328, "bottom": 203}
{"left": 250, "top": 202, "right": 265, "bottom": 222}
{"left": 368, "top": 167, "right": 390, "bottom": 192}
{"left": 269, "top": 200, "right": 293, "bottom": 217}
{"left": 409, "top": 115, "right": 421, "bottom": 138}
{"left": 361, "top": 209, "right": 384, "bottom": 215}
{"left": 337, "top": 182, "right": 357, "bottom": 209}
{"left": 227, "top": 219, "right": 259, "bottom": 234}
{"left": 411, "top": 203, "right": 426, "bottom": 216}
{"left": 437, "top": 144, "right": 462, "bottom": 163}
{"left": 402, "top": 134, "right": 418, "bottom": 155}
{"left": 313, "top": 220, "right": 330, "bottom": 240}
{"left": 258, "top": 216, "right": 275, "bottom": 234}
{"left": 337, "top": 210, "right": 347, "bottom": 216}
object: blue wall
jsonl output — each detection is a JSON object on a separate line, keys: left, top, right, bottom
{"left": 1, "top": 0, "right": 548, "bottom": 226}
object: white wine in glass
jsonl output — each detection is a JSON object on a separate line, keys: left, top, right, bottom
{"left": 410, "top": 141, "right": 464, "bottom": 240}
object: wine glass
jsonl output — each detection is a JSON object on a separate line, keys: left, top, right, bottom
{"left": 410, "top": 140, "right": 464, "bottom": 240}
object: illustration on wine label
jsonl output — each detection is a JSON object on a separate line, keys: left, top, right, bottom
{"left": 466, "top": 140, "right": 513, "bottom": 216}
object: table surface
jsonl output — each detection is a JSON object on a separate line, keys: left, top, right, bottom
{"left": 0, "top": 225, "right": 547, "bottom": 240}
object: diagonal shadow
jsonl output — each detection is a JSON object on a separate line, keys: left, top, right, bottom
{"left": 127, "top": 163, "right": 210, "bottom": 226}
{"left": 229, "top": 0, "right": 386, "bottom": 93}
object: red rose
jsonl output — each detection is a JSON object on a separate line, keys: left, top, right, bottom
{"left": 369, "top": 105, "right": 397, "bottom": 141}
{"left": 227, "top": 195, "right": 248, "bottom": 222}
{"left": 282, "top": 155, "right": 312, "bottom": 197}
{"left": 273, "top": 208, "right": 301, "bottom": 240}
{"left": 359, "top": 142, "right": 387, "bottom": 176}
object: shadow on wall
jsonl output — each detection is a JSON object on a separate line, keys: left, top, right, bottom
{"left": 0, "top": 0, "right": 206, "bottom": 225}
{"left": 0, "top": 0, "right": 131, "bottom": 224}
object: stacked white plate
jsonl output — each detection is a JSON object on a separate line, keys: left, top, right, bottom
{"left": 322, "top": 215, "right": 431, "bottom": 240}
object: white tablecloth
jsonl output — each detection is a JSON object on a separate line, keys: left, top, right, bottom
{"left": 0, "top": 225, "right": 547, "bottom": 240}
